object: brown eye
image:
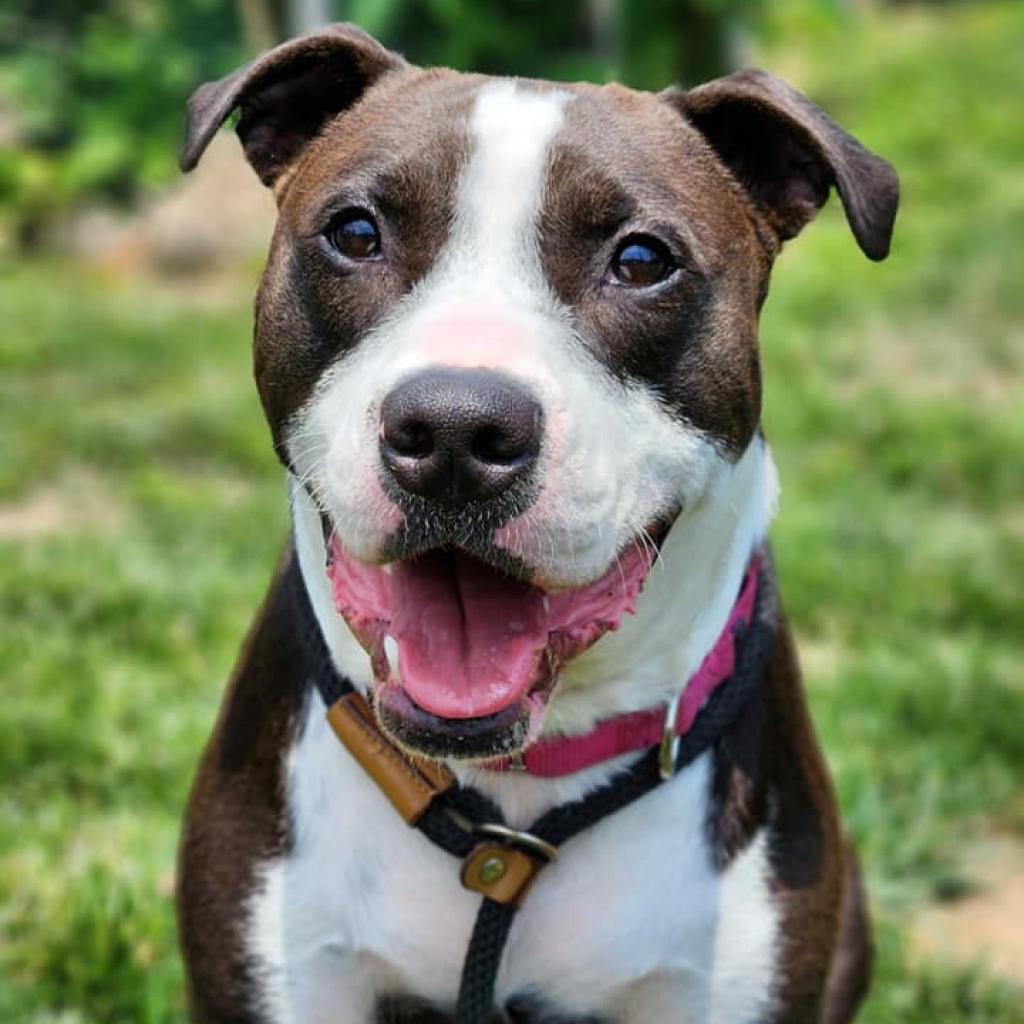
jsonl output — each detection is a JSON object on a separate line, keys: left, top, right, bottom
{"left": 610, "top": 235, "right": 674, "bottom": 287}
{"left": 325, "top": 210, "right": 381, "bottom": 261}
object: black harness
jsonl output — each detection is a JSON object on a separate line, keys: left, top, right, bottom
{"left": 292, "top": 555, "right": 774, "bottom": 1024}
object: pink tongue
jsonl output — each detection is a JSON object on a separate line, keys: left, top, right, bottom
{"left": 391, "top": 551, "right": 548, "bottom": 719}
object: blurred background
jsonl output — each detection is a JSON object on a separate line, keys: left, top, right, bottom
{"left": 1, "top": 1, "right": 1022, "bottom": 1021}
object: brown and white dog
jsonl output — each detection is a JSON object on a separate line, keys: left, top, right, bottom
{"left": 176, "top": 23, "right": 898, "bottom": 1024}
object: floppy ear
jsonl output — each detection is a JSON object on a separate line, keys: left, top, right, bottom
{"left": 180, "top": 23, "right": 406, "bottom": 186}
{"left": 664, "top": 68, "right": 898, "bottom": 260}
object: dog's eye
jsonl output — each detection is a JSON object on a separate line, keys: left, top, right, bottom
{"left": 325, "top": 210, "right": 381, "bottom": 261}
{"left": 609, "top": 235, "right": 675, "bottom": 287}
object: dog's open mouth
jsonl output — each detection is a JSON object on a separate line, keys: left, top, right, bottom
{"left": 325, "top": 535, "right": 654, "bottom": 759}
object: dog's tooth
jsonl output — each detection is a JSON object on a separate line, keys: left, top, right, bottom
{"left": 383, "top": 635, "right": 399, "bottom": 676}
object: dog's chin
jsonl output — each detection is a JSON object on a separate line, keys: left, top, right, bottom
{"left": 321, "top": 521, "right": 666, "bottom": 762}
{"left": 375, "top": 682, "right": 538, "bottom": 760}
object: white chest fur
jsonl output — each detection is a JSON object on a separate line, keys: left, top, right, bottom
{"left": 244, "top": 695, "right": 780, "bottom": 1024}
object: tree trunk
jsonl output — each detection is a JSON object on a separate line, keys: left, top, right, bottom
{"left": 288, "top": 0, "right": 332, "bottom": 37}
{"left": 236, "top": 0, "right": 282, "bottom": 52}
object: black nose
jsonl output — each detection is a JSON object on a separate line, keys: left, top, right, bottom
{"left": 379, "top": 368, "right": 543, "bottom": 505}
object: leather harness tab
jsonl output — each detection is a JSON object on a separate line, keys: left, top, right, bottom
{"left": 326, "top": 693, "right": 454, "bottom": 825}
{"left": 460, "top": 843, "right": 539, "bottom": 906}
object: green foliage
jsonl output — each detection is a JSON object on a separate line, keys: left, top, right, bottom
{"left": 620, "top": 0, "right": 764, "bottom": 89}
{"left": 357, "top": 0, "right": 610, "bottom": 82}
{"left": 353, "top": 0, "right": 766, "bottom": 85}
{"left": 0, "top": 0, "right": 778, "bottom": 235}
{"left": 0, "top": 1, "right": 243, "bottom": 240}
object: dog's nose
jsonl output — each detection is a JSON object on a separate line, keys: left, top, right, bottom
{"left": 379, "top": 368, "right": 542, "bottom": 505}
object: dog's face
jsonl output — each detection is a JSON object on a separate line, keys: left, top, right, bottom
{"left": 183, "top": 25, "right": 896, "bottom": 760}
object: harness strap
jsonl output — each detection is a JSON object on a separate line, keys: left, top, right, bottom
{"left": 291, "top": 549, "right": 774, "bottom": 1024}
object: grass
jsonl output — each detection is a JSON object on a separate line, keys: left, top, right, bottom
{"left": 0, "top": 270, "right": 277, "bottom": 1023}
{"left": 1, "top": 3, "right": 1022, "bottom": 1021}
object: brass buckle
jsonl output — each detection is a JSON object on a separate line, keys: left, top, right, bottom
{"left": 659, "top": 692, "right": 683, "bottom": 781}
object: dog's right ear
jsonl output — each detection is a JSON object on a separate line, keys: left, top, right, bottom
{"left": 180, "top": 23, "right": 406, "bottom": 187}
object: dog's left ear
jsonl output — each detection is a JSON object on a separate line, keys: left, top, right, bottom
{"left": 180, "top": 23, "right": 406, "bottom": 187}
{"left": 664, "top": 68, "right": 898, "bottom": 260}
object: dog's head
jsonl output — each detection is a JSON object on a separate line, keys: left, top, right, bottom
{"left": 183, "top": 24, "right": 897, "bottom": 760}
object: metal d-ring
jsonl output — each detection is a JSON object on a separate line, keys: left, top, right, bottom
{"left": 659, "top": 692, "right": 684, "bottom": 781}
{"left": 475, "top": 823, "right": 559, "bottom": 863}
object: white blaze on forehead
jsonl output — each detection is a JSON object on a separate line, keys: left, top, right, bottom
{"left": 449, "top": 81, "right": 571, "bottom": 287}
{"left": 381, "top": 81, "right": 573, "bottom": 374}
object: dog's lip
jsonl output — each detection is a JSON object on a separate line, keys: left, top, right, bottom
{"left": 319, "top": 508, "right": 672, "bottom": 582}
{"left": 319, "top": 506, "right": 532, "bottom": 582}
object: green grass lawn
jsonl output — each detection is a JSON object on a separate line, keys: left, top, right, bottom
{"left": 2, "top": 4, "right": 1023, "bottom": 1021}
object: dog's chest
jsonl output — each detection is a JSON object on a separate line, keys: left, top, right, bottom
{"left": 245, "top": 700, "right": 779, "bottom": 1023}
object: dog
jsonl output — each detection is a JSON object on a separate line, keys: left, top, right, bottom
{"left": 176, "top": 23, "right": 898, "bottom": 1024}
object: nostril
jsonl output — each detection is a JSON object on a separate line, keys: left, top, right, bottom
{"left": 383, "top": 419, "right": 434, "bottom": 459}
{"left": 470, "top": 425, "right": 531, "bottom": 466}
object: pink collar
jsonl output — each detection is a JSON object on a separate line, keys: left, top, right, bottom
{"left": 484, "top": 553, "right": 763, "bottom": 778}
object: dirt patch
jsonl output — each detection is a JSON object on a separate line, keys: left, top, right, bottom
{"left": 796, "top": 634, "right": 845, "bottom": 685}
{"left": 911, "top": 833, "right": 1024, "bottom": 981}
{"left": 67, "top": 132, "right": 275, "bottom": 278}
{"left": 847, "top": 321, "right": 1024, "bottom": 406}
{"left": 0, "top": 473, "right": 126, "bottom": 540}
